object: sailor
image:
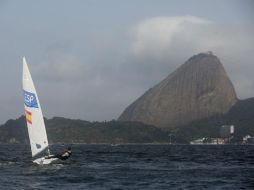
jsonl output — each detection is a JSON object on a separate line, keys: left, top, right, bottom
{"left": 60, "top": 147, "right": 72, "bottom": 160}
{"left": 46, "top": 147, "right": 72, "bottom": 160}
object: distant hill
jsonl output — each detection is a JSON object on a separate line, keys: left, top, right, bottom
{"left": 1, "top": 96, "right": 254, "bottom": 144}
{"left": 119, "top": 52, "right": 237, "bottom": 129}
{"left": 0, "top": 116, "right": 169, "bottom": 144}
{"left": 173, "top": 98, "right": 254, "bottom": 143}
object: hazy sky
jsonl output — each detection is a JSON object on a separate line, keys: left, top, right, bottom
{"left": 0, "top": 0, "right": 253, "bottom": 124}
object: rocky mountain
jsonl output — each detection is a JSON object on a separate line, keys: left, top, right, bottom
{"left": 118, "top": 52, "right": 238, "bottom": 129}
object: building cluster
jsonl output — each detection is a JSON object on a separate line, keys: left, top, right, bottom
{"left": 190, "top": 137, "right": 226, "bottom": 145}
{"left": 190, "top": 125, "right": 253, "bottom": 144}
{"left": 242, "top": 135, "right": 254, "bottom": 144}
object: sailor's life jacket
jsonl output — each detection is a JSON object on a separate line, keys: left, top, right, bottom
{"left": 60, "top": 150, "right": 72, "bottom": 160}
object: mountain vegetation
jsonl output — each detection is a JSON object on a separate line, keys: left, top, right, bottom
{"left": 1, "top": 97, "right": 254, "bottom": 144}
{"left": 0, "top": 116, "right": 170, "bottom": 144}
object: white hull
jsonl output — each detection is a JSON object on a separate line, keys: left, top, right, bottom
{"left": 33, "top": 155, "right": 58, "bottom": 165}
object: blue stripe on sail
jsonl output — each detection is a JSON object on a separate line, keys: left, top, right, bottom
{"left": 24, "top": 90, "right": 39, "bottom": 108}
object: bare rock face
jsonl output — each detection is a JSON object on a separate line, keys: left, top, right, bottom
{"left": 118, "top": 52, "right": 238, "bottom": 129}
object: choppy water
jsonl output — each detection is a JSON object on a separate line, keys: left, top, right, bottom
{"left": 0, "top": 144, "right": 253, "bottom": 189}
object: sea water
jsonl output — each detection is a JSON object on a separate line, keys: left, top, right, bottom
{"left": 0, "top": 144, "right": 253, "bottom": 189}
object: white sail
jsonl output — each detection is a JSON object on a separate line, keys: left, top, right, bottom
{"left": 22, "top": 57, "right": 49, "bottom": 157}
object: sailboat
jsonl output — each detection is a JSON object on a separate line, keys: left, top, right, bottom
{"left": 22, "top": 57, "right": 58, "bottom": 165}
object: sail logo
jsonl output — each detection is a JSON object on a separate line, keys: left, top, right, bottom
{"left": 25, "top": 110, "right": 32, "bottom": 124}
{"left": 24, "top": 90, "right": 38, "bottom": 108}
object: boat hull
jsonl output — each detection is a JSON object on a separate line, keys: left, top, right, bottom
{"left": 33, "top": 156, "right": 58, "bottom": 165}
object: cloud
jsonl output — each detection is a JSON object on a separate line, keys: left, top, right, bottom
{"left": 131, "top": 16, "right": 213, "bottom": 59}
{"left": 32, "top": 50, "right": 84, "bottom": 82}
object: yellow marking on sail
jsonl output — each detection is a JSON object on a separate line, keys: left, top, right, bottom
{"left": 25, "top": 110, "right": 32, "bottom": 124}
